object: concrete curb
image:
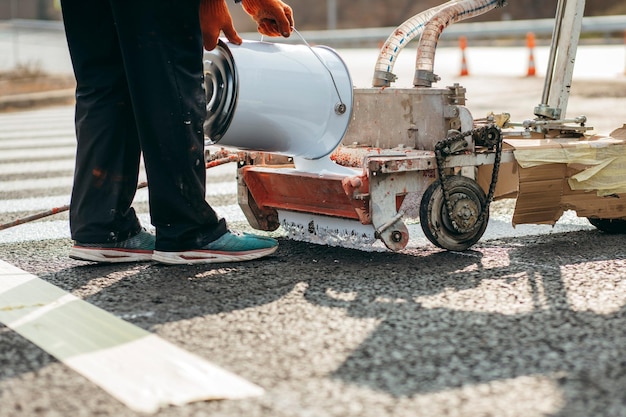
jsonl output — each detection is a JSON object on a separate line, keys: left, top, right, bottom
{"left": 0, "top": 88, "right": 75, "bottom": 111}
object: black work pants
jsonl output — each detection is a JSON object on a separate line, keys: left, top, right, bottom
{"left": 61, "top": 0, "right": 226, "bottom": 251}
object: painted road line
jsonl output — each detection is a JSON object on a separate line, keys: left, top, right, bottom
{"left": 0, "top": 159, "right": 74, "bottom": 175}
{"left": 0, "top": 106, "right": 73, "bottom": 119}
{"left": 0, "top": 260, "right": 264, "bottom": 413}
{"left": 0, "top": 137, "right": 76, "bottom": 149}
{"left": 0, "top": 121, "right": 73, "bottom": 134}
{"left": 0, "top": 219, "right": 72, "bottom": 244}
{"left": 0, "top": 205, "right": 249, "bottom": 244}
{"left": 0, "top": 176, "right": 74, "bottom": 192}
{"left": 0, "top": 146, "right": 76, "bottom": 161}
{"left": 0, "top": 181, "right": 237, "bottom": 213}
{"left": 0, "top": 127, "right": 75, "bottom": 140}
{"left": 0, "top": 193, "right": 108, "bottom": 213}
{"left": 0, "top": 158, "right": 236, "bottom": 177}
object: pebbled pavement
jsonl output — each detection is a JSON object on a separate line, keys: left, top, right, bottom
{"left": 1, "top": 230, "right": 626, "bottom": 417}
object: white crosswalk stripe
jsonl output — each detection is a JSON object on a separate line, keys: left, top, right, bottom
{"left": 0, "top": 105, "right": 245, "bottom": 244}
{"left": 0, "top": 137, "right": 77, "bottom": 149}
{"left": 0, "top": 146, "right": 76, "bottom": 161}
{"left": 0, "top": 128, "right": 76, "bottom": 140}
{"left": 0, "top": 176, "right": 74, "bottom": 192}
{"left": 0, "top": 205, "right": 248, "bottom": 244}
{"left": 0, "top": 181, "right": 239, "bottom": 213}
{"left": 0, "top": 159, "right": 75, "bottom": 175}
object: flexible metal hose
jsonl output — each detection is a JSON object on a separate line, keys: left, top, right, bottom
{"left": 372, "top": 1, "right": 456, "bottom": 87}
{"left": 414, "top": 0, "right": 506, "bottom": 87}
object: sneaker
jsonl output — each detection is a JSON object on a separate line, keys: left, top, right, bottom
{"left": 69, "top": 229, "right": 155, "bottom": 263}
{"left": 152, "top": 231, "right": 278, "bottom": 265}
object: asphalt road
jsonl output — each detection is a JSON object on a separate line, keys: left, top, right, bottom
{"left": 2, "top": 30, "right": 626, "bottom": 416}
{"left": 1, "top": 96, "right": 626, "bottom": 417}
{"left": 3, "top": 222, "right": 626, "bottom": 417}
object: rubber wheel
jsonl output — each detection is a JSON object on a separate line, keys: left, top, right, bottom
{"left": 420, "top": 176, "right": 489, "bottom": 251}
{"left": 587, "top": 217, "right": 626, "bottom": 234}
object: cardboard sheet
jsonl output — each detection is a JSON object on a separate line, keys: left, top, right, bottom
{"left": 478, "top": 127, "right": 626, "bottom": 226}
{"left": 512, "top": 136, "right": 626, "bottom": 196}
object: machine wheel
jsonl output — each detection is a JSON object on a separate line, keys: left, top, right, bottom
{"left": 587, "top": 217, "right": 626, "bottom": 234}
{"left": 419, "top": 175, "right": 489, "bottom": 251}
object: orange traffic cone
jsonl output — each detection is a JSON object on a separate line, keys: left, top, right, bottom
{"left": 526, "top": 32, "right": 536, "bottom": 77}
{"left": 459, "top": 36, "right": 469, "bottom": 76}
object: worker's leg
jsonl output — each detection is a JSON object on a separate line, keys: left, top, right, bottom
{"left": 109, "top": 0, "right": 227, "bottom": 251}
{"left": 61, "top": 0, "right": 143, "bottom": 243}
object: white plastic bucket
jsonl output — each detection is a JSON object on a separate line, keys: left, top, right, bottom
{"left": 203, "top": 40, "right": 353, "bottom": 160}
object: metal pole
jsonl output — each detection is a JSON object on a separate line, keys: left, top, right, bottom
{"left": 541, "top": 0, "right": 565, "bottom": 107}
{"left": 327, "top": 0, "right": 337, "bottom": 30}
{"left": 544, "top": 0, "right": 585, "bottom": 119}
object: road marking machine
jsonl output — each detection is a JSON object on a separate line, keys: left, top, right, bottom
{"left": 204, "top": 0, "right": 626, "bottom": 252}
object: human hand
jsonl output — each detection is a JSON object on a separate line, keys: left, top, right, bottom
{"left": 199, "top": 0, "right": 243, "bottom": 50}
{"left": 241, "top": 0, "right": 294, "bottom": 38}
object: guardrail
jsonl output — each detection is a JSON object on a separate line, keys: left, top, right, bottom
{"left": 2, "top": 14, "right": 626, "bottom": 48}
{"left": 258, "top": 15, "right": 626, "bottom": 47}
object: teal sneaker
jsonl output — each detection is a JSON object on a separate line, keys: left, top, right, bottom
{"left": 152, "top": 231, "right": 278, "bottom": 265}
{"left": 69, "top": 229, "right": 155, "bottom": 263}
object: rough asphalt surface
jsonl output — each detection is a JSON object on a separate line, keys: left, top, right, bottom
{"left": 2, "top": 229, "right": 626, "bottom": 417}
{"left": 0, "top": 109, "right": 625, "bottom": 417}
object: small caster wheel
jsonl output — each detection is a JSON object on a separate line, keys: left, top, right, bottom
{"left": 420, "top": 176, "right": 489, "bottom": 251}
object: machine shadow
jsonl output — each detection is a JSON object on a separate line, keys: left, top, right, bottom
{"left": 301, "top": 229, "right": 626, "bottom": 415}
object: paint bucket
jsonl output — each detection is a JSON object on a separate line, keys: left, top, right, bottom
{"left": 203, "top": 40, "right": 353, "bottom": 160}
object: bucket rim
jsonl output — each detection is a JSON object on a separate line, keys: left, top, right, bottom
{"left": 203, "top": 40, "right": 238, "bottom": 144}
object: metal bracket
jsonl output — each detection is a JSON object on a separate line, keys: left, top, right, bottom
{"left": 367, "top": 162, "right": 435, "bottom": 250}
{"left": 372, "top": 70, "right": 398, "bottom": 87}
{"left": 413, "top": 69, "right": 441, "bottom": 88}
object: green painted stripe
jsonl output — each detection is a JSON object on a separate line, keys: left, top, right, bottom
{"left": 0, "top": 265, "right": 147, "bottom": 361}
{"left": 0, "top": 260, "right": 263, "bottom": 412}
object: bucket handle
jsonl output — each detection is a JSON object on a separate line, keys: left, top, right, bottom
{"left": 287, "top": 27, "right": 348, "bottom": 115}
